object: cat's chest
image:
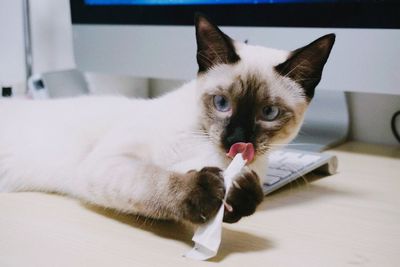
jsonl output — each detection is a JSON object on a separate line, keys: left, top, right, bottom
{"left": 152, "top": 133, "right": 226, "bottom": 173}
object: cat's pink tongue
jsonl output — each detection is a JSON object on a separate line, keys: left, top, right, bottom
{"left": 227, "top": 142, "right": 255, "bottom": 163}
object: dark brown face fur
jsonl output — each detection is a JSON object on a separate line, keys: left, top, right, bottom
{"left": 201, "top": 73, "right": 299, "bottom": 157}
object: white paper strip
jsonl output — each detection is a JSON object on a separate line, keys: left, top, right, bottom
{"left": 184, "top": 154, "right": 247, "bottom": 260}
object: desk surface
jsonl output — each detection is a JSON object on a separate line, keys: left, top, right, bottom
{"left": 1, "top": 142, "right": 399, "bottom": 267}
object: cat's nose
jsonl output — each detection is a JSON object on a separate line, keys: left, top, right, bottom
{"left": 224, "top": 127, "right": 250, "bottom": 150}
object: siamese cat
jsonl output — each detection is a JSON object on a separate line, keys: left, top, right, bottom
{"left": 0, "top": 14, "right": 335, "bottom": 224}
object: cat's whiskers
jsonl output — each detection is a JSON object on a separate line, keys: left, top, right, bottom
{"left": 282, "top": 163, "right": 310, "bottom": 191}
{"left": 186, "top": 134, "right": 210, "bottom": 139}
{"left": 256, "top": 143, "right": 271, "bottom": 156}
{"left": 180, "top": 136, "right": 212, "bottom": 147}
{"left": 296, "top": 130, "right": 310, "bottom": 138}
{"left": 175, "top": 130, "right": 211, "bottom": 143}
{"left": 186, "top": 131, "right": 214, "bottom": 143}
{"left": 268, "top": 142, "right": 316, "bottom": 147}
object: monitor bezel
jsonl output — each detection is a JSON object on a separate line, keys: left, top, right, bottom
{"left": 70, "top": 0, "right": 400, "bottom": 29}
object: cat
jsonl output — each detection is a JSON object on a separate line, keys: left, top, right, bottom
{"left": 0, "top": 14, "right": 335, "bottom": 224}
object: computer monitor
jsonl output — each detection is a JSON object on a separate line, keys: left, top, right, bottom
{"left": 70, "top": 0, "right": 400, "bottom": 150}
{"left": 70, "top": 0, "right": 400, "bottom": 95}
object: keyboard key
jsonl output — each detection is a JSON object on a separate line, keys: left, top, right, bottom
{"left": 264, "top": 149, "right": 337, "bottom": 195}
{"left": 284, "top": 152, "right": 302, "bottom": 160}
{"left": 268, "top": 156, "right": 282, "bottom": 164}
{"left": 299, "top": 154, "right": 321, "bottom": 163}
{"left": 267, "top": 168, "right": 292, "bottom": 179}
{"left": 280, "top": 162, "right": 306, "bottom": 172}
{"left": 264, "top": 176, "right": 280, "bottom": 186}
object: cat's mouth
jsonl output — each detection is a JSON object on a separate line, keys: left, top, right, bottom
{"left": 226, "top": 142, "right": 255, "bottom": 163}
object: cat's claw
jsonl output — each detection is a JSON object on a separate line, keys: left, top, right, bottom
{"left": 223, "top": 199, "right": 233, "bottom": 212}
{"left": 181, "top": 167, "right": 225, "bottom": 224}
{"left": 200, "top": 214, "right": 207, "bottom": 222}
{"left": 223, "top": 170, "right": 264, "bottom": 223}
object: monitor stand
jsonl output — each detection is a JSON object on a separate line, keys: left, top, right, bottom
{"left": 291, "top": 90, "right": 349, "bottom": 152}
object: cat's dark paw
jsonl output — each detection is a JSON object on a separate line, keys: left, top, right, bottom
{"left": 223, "top": 169, "right": 264, "bottom": 223}
{"left": 181, "top": 167, "right": 225, "bottom": 224}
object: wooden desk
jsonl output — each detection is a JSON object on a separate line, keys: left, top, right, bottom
{"left": 1, "top": 142, "right": 399, "bottom": 267}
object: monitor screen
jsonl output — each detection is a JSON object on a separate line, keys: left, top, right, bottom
{"left": 85, "top": 0, "right": 339, "bottom": 5}
{"left": 71, "top": 0, "right": 400, "bottom": 28}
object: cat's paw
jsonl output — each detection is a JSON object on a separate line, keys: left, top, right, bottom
{"left": 223, "top": 169, "right": 264, "bottom": 223}
{"left": 181, "top": 167, "right": 225, "bottom": 224}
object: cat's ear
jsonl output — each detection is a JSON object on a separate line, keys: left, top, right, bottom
{"left": 194, "top": 13, "right": 240, "bottom": 73}
{"left": 275, "top": 34, "right": 335, "bottom": 100}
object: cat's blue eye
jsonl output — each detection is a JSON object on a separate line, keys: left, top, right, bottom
{"left": 261, "top": 106, "right": 280, "bottom": 121}
{"left": 213, "top": 95, "right": 231, "bottom": 112}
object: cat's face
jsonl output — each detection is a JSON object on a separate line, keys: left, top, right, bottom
{"left": 194, "top": 14, "right": 335, "bottom": 160}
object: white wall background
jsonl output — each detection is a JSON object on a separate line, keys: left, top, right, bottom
{"left": 348, "top": 92, "right": 400, "bottom": 145}
{"left": 29, "top": 0, "right": 75, "bottom": 73}
{"left": 0, "top": 0, "right": 399, "bottom": 146}
{"left": 0, "top": 0, "right": 26, "bottom": 86}
{"left": 0, "top": 0, "right": 74, "bottom": 91}
{"left": 0, "top": 0, "right": 147, "bottom": 97}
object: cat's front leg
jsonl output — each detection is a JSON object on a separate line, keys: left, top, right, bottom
{"left": 223, "top": 169, "right": 264, "bottom": 223}
{"left": 74, "top": 154, "right": 226, "bottom": 224}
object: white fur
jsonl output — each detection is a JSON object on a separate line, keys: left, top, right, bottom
{"left": 0, "top": 42, "right": 306, "bottom": 218}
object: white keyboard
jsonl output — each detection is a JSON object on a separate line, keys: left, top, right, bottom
{"left": 263, "top": 149, "right": 338, "bottom": 195}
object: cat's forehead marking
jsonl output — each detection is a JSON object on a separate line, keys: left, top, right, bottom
{"left": 237, "top": 73, "right": 267, "bottom": 98}
{"left": 198, "top": 42, "right": 308, "bottom": 110}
